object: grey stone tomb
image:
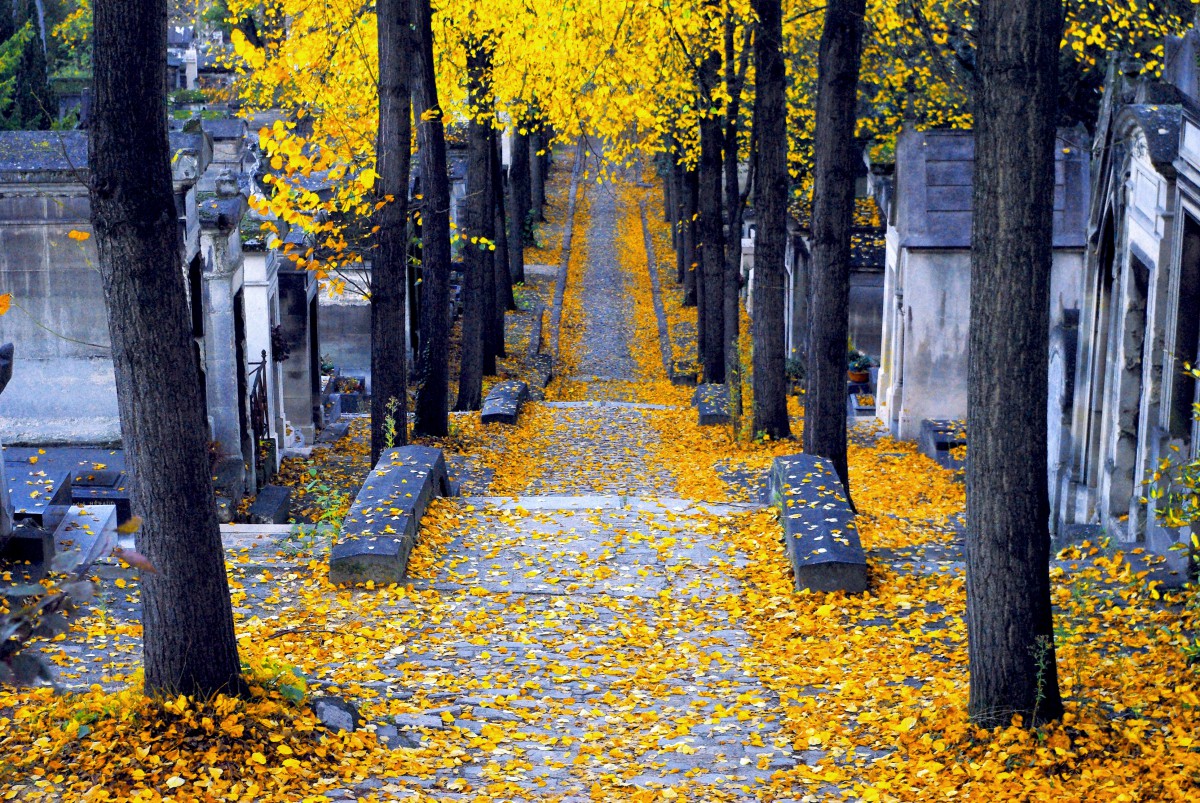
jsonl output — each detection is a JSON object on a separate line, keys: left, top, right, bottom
{"left": 329, "top": 445, "right": 452, "bottom": 585}
{"left": 768, "top": 454, "right": 868, "bottom": 594}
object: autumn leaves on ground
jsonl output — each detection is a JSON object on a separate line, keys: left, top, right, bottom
{"left": 3, "top": 161, "right": 1200, "bottom": 802}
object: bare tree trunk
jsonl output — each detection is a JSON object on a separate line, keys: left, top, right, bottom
{"left": 411, "top": 0, "right": 452, "bottom": 436}
{"left": 967, "top": 0, "right": 1064, "bottom": 729}
{"left": 89, "top": 0, "right": 243, "bottom": 697}
{"left": 511, "top": 126, "right": 532, "bottom": 250}
{"left": 530, "top": 130, "right": 546, "bottom": 223}
{"left": 698, "top": 110, "right": 725, "bottom": 383}
{"left": 681, "top": 165, "right": 698, "bottom": 301}
{"left": 751, "top": 0, "right": 792, "bottom": 440}
{"left": 493, "top": 133, "right": 516, "bottom": 315}
{"left": 456, "top": 39, "right": 492, "bottom": 409}
{"left": 371, "top": 0, "right": 412, "bottom": 461}
{"left": 724, "top": 17, "right": 752, "bottom": 430}
{"left": 804, "top": 0, "right": 864, "bottom": 490}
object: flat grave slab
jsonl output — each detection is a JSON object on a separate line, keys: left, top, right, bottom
{"left": 769, "top": 454, "right": 868, "bottom": 594}
{"left": 691, "top": 383, "right": 731, "bottom": 426}
{"left": 918, "top": 419, "right": 966, "bottom": 473}
{"left": 329, "top": 445, "right": 452, "bottom": 586}
{"left": 249, "top": 485, "right": 292, "bottom": 524}
{"left": 2, "top": 447, "right": 132, "bottom": 524}
{"left": 481, "top": 380, "right": 529, "bottom": 425}
{"left": 6, "top": 465, "right": 72, "bottom": 532}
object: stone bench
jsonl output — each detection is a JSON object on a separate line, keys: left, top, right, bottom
{"left": 692, "top": 383, "right": 731, "bottom": 426}
{"left": 918, "top": 419, "right": 966, "bottom": 472}
{"left": 769, "top": 454, "right": 868, "bottom": 594}
{"left": 481, "top": 380, "right": 529, "bottom": 425}
{"left": 329, "top": 446, "right": 452, "bottom": 585}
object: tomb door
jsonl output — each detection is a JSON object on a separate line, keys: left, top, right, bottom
{"left": 1083, "top": 214, "right": 1116, "bottom": 493}
{"left": 233, "top": 290, "right": 252, "bottom": 479}
{"left": 1168, "top": 214, "right": 1200, "bottom": 458}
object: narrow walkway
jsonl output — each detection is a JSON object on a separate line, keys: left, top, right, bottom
{"left": 383, "top": 169, "right": 792, "bottom": 801}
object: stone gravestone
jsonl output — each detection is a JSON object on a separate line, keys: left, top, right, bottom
{"left": 0, "top": 344, "right": 55, "bottom": 570}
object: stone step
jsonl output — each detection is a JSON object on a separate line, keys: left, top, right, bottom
{"left": 459, "top": 495, "right": 763, "bottom": 516}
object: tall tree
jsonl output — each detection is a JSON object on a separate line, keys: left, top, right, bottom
{"left": 411, "top": 0, "right": 452, "bottom": 437}
{"left": 750, "top": 0, "right": 791, "bottom": 439}
{"left": 804, "top": 0, "right": 865, "bottom": 488}
{"left": 370, "top": 0, "right": 413, "bottom": 462}
{"left": 966, "top": 0, "right": 1064, "bottom": 728}
{"left": 697, "top": 46, "right": 725, "bottom": 383}
{"left": 723, "top": 18, "right": 752, "bottom": 430}
{"left": 88, "top": 0, "right": 243, "bottom": 696}
{"left": 459, "top": 36, "right": 494, "bottom": 403}
{"left": 492, "top": 132, "right": 516, "bottom": 317}
{"left": 510, "top": 123, "right": 533, "bottom": 250}
{"left": 529, "top": 127, "right": 546, "bottom": 223}
{"left": 681, "top": 165, "right": 699, "bottom": 305}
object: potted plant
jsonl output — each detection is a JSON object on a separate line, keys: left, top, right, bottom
{"left": 848, "top": 348, "right": 872, "bottom": 383}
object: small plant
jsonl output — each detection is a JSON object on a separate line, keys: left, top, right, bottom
{"left": 383, "top": 396, "right": 401, "bottom": 448}
{"left": 848, "top": 348, "right": 872, "bottom": 373}
{"left": 320, "top": 354, "right": 336, "bottom": 374}
{"left": 785, "top": 356, "right": 805, "bottom": 383}
{"left": 303, "top": 468, "right": 349, "bottom": 531}
{"left": 1144, "top": 362, "right": 1200, "bottom": 581}
{"left": 513, "top": 282, "right": 536, "bottom": 312}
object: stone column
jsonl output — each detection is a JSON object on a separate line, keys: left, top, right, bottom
{"left": 199, "top": 175, "right": 252, "bottom": 498}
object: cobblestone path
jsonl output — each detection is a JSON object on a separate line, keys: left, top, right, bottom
{"left": 353, "top": 173, "right": 802, "bottom": 801}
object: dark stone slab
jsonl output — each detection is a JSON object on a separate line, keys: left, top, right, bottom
{"left": 918, "top": 419, "right": 966, "bottom": 472}
{"left": 316, "top": 420, "right": 351, "bottom": 444}
{"left": 481, "top": 381, "right": 529, "bottom": 425}
{"left": 324, "top": 393, "right": 344, "bottom": 423}
{"left": 769, "top": 454, "right": 868, "bottom": 594}
{"left": 2, "top": 448, "right": 132, "bottom": 525}
{"left": 6, "top": 466, "right": 72, "bottom": 532}
{"left": 671, "top": 359, "right": 699, "bottom": 386}
{"left": 329, "top": 446, "right": 452, "bottom": 586}
{"left": 249, "top": 485, "right": 292, "bottom": 525}
{"left": 338, "top": 391, "right": 364, "bottom": 414}
{"left": 530, "top": 353, "right": 554, "bottom": 390}
{"left": 1, "top": 521, "right": 54, "bottom": 570}
{"left": 691, "top": 383, "right": 731, "bottom": 426}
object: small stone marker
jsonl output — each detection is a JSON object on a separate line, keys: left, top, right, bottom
{"left": 481, "top": 380, "right": 529, "bottom": 425}
{"left": 691, "top": 383, "right": 731, "bottom": 426}
{"left": 249, "top": 485, "right": 292, "bottom": 524}
{"left": 769, "top": 454, "right": 868, "bottom": 594}
{"left": 329, "top": 445, "right": 451, "bottom": 585}
{"left": 918, "top": 419, "right": 966, "bottom": 472}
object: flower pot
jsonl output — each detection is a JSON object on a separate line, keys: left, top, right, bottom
{"left": 847, "top": 370, "right": 869, "bottom": 383}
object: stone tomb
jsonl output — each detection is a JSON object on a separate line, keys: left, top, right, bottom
{"left": 769, "top": 454, "right": 868, "bottom": 594}
{"left": 481, "top": 380, "right": 529, "bottom": 425}
{"left": 918, "top": 419, "right": 967, "bottom": 474}
{"left": 691, "top": 383, "right": 731, "bottom": 426}
{"left": 329, "top": 446, "right": 452, "bottom": 585}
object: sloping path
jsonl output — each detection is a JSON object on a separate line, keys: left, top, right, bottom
{"left": 359, "top": 170, "right": 803, "bottom": 801}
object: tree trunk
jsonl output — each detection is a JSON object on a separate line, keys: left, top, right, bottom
{"left": 530, "top": 130, "right": 546, "bottom": 223}
{"left": 455, "top": 40, "right": 492, "bottom": 409}
{"left": 724, "top": 17, "right": 751, "bottom": 431}
{"left": 88, "top": 0, "right": 243, "bottom": 697}
{"left": 493, "top": 133, "right": 517, "bottom": 314}
{"left": 681, "top": 166, "right": 698, "bottom": 303}
{"left": 751, "top": 0, "right": 792, "bottom": 440}
{"left": 698, "top": 108, "right": 725, "bottom": 384}
{"left": 967, "top": 0, "right": 1064, "bottom": 729}
{"left": 411, "top": 0, "right": 452, "bottom": 436}
{"left": 804, "top": 0, "right": 864, "bottom": 489}
{"left": 511, "top": 127, "right": 533, "bottom": 249}
{"left": 371, "top": 0, "right": 412, "bottom": 462}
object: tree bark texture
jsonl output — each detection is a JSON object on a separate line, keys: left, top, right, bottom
{"left": 411, "top": 0, "right": 452, "bottom": 436}
{"left": 530, "top": 130, "right": 546, "bottom": 223}
{"left": 493, "top": 133, "right": 517, "bottom": 314}
{"left": 751, "top": 0, "right": 792, "bottom": 440}
{"left": 89, "top": 0, "right": 243, "bottom": 697}
{"left": 511, "top": 127, "right": 533, "bottom": 249}
{"left": 681, "top": 166, "right": 699, "bottom": 304}
{"left": 698, "top": 111, "right": 725, "bottom": 384}
{"left": 723, "top": 17, "right": 751, "bottom": 429}
{"left": 966, "top": 0, "right": 1064, "bottom": 728}
{"left": 455, "top": 40, "right": 492, "bottom": 410}
{"left": 804, "top": 0, "right": 864, "bottom": 486}
{"left": 371, "top": 0, "right": 412, "bottom": 462}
